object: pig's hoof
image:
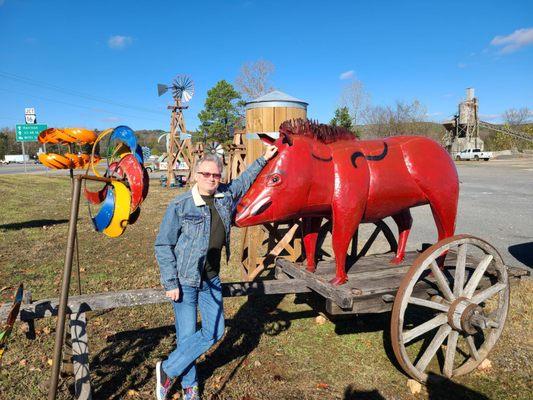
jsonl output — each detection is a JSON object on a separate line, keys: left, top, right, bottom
{"left": 329, "top": 276, "right": 348, "bottom": 286}
{"left": 389, "top": 256, "right": 404, "bottom": 265}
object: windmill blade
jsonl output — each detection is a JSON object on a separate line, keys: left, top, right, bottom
{"left": 171, "top": 75, "right": 194, "bottom": 103}
{"left": 157, "top": 84, "right": 169, "bottom": 97}
{"left": 215, "top": 144, "right": 224, "bottom": 156}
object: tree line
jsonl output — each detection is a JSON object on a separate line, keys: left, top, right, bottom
{"left": 1, "top": 61, "right": 531, "bottom": 160}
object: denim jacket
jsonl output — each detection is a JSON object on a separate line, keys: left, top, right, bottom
{"left": 155, "top": 156, "right": 267, "bottom": 290}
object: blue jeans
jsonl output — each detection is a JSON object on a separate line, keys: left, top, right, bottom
{"left": 162, "top": 275, "right": 225, "bottom": 387}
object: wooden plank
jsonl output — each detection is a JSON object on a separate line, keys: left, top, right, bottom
{"left": 278, "top": 259, "right": 354, "bottom": 308}
{"left": 70, "top": 312, "right": 92, "bottom": 399}
{"left": 274, "top": 107, "right": 288, "bottom": 128}
{"left": 0, "top": 280, "right": 311, "bottom": 322}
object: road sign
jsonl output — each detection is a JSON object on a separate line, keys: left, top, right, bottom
{"left": 25, "top": 115, "right": 36, "bottom": 124}
{"left": 16, "top": 124, "right": 47, "bottom": 142}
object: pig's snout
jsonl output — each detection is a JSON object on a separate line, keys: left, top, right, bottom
{"left": 250, "top": 197, "right": 272, "bottom": 216}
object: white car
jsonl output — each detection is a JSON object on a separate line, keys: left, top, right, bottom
{"left": 455, "top": 148, "right": 493, "bottom": 161}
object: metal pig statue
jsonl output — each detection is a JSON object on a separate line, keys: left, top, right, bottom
{"left": 235, "top": 119, "right": 459, "bottom": 285}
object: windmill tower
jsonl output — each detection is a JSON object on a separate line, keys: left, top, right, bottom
{"left": 157, "top": 75, "right": 195, "bottom": 186}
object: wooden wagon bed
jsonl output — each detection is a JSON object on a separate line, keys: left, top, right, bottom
{"left": 276, "top": 251, "right": 528, "bottom": 315}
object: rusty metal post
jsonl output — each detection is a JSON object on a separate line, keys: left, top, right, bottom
{"left": 48, "top": 176, "right": 82, "bottom": 400}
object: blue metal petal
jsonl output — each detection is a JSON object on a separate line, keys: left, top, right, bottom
{"left": 92, "top": 186, "right": 115, "bottom": 231}
{"left": 110, "top": 126, "right": 144, "bottom": 164}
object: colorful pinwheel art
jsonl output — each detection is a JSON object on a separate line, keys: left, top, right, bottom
{"left": 83, "top": 126, "right": 149, "bottom": 238}
{"left": 37, "top": 128, "right": 100, "bottom": 169}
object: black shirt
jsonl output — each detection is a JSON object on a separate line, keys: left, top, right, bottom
{"left": 201, "top": 195, "right": 226, "bottom": 280}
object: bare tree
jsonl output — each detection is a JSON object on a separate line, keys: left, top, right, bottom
{"left": 502, "top": 107, "right": 531, "bottom": 126}
{"left": 363, "top": 99, "right": 429, "bottom": 138}
{"left": 235, "top": 59, "right": 275, "bottom": 101}
{"left": 340, "top": 79, "right": 370, "bottom": 127}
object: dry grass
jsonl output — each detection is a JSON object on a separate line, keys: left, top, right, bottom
{"left": 0, "top": 174, "right": 531, "bottom": 399}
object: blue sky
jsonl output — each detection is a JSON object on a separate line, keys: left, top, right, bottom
{"left": 1, "top": 0, "right": 532, "bottom": 131}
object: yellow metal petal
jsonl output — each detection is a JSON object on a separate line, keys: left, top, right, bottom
{"left": 103, "top": 181, "right": 131, "bottom": 238}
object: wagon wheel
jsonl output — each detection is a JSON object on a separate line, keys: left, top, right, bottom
{"left": 316, "top": 219, "right": 397, "bottom": 263}
{"left": 390, "top": 234, "right": 509, "bottom": 382}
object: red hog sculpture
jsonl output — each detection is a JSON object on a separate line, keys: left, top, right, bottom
{"left": 235, "top": 119, "right": 459, "bottom": 285}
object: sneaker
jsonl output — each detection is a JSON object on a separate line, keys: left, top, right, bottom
{"left": 183, "top": 385, "right": 200, "bottom": 400}
{"left": 155, "top": 361, "right": 173, "bottom": 400}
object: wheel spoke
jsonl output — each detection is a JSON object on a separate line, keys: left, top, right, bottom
{"left": 415, "top": 324, "right": 452, "bottom": 371}
{"left": 463, "top": 255, "right": 493, "bottom": 298}
{"left": 443, "top": 330, "right": 459, "bottom": 378}
{"left": 466, "top": 335, "right": 481, "bottom": 361}
{"left": 409, "top": 297, "right": 449, "bottom": 312}
{"left": 453, "top": 244, "right": 467, "bottom": 297}
{"left": 471, "top": 283, "right": 506, "bottom": 304}
{"left": 430, "top": 261, "right": 455, "bottom": 301}
{"left": 403, "top": 313, "right": 448, "bottom": 344}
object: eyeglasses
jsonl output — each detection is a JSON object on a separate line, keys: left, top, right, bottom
{"left": 197, "top": 171, "right": 222, "bottom": 179}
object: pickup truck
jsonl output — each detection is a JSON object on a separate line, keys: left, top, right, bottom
{"left": 455, "top": 148, "right": 493, "bottom": 161}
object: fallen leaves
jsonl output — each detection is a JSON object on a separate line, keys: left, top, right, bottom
{"left": 407, "top": 378, "right": 422, "bottom": 394}
{"left": 477, "top": 358, "right": 492, "bottom": 371}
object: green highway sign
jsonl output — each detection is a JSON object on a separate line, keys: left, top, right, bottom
{"left": 16, "top": 124, "right": 47, "bottom": 142}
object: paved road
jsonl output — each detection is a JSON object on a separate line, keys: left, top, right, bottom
{"left": 2, "top": 158, "right": 532, "bottom": 270}
{"left": 404, "top": 158, "right": 532, "bottom": 271}
{"left": 0, "top": 163, "right": 49, "bottom": 174}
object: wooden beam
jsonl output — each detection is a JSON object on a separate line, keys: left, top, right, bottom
{"left": 0, "top": 280, "right": 310, "bottom": 322}
{"left": 277, "top": 259, "right": 354, "bottom": 309}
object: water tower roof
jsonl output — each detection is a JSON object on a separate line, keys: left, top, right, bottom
{"left": 246, "top": 90, "right": 308, "bottom": 110}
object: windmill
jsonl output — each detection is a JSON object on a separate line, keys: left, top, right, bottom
{"left": 204, "top": 141, "right": 224, "bottom": 157}
{"left": 157, "top": 75, "right": 195, "bottom": 186}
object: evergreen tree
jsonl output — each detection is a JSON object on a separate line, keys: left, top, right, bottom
{"left": 330, "top": 106, "right": 352, "bottom": 130}
{"left": 198, "top": 80, "right": 241, "bottom": 143}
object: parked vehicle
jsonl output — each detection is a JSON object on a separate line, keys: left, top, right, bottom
{"left": 2, "top": 154, "right": 30, "bottom": 164}
{"left": 455, "top": 148, "right": 493, "bottom": 161}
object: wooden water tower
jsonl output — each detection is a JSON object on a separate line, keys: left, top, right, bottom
{"left": 244, "top": 90, "right": 308, "bottom": 163}
{"left": 240, "top": 90, "right": 308, "bottom": 280}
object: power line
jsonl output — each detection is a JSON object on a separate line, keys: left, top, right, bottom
{"left": 0, "top": 70, "right": 166, "bottom": 116}
{"left": 0, "top": 87, "right": 164, "bottom": 123}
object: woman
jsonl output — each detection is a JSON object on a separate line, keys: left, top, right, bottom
{"left": 155, "top": 145, "right": 277, "bottom": 400}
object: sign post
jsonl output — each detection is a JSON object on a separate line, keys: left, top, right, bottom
{"left": 15, "top": 123, "right": 47, "bottom": 173}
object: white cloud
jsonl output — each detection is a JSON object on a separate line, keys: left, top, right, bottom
{"left": 339, "top": 70, "right": 355, "bottom": 80}
{"left": 457, "top": 62, "right": 467, "bottom": 69}
{"left": 101, "top": 116, "right": 121, "bottom": 122}
{"left": 108, "top": 35, "right": 133, "bottom": 50}
{"left": 491, "top": 28, "right": 533, "bottom": 54}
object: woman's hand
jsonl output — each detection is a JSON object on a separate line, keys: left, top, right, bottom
{"left": 165, "top": 288, "right": 180, "bottom": 301}
{"left": 263, "top": 144, "right": 278, "bottom": 161}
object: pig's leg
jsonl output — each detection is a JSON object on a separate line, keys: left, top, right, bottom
{"left": 390, "top": 209, "right": 413, "bottom": 265}
{"left": 302, "top": 217, "right": 323, "bottom": 272}
{"left": 330, "top": 209, "right": 364, "bottom": 286}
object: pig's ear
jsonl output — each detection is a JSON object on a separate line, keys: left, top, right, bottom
{"left": 257, "top": 133, "right": 276, "bottom": 145}
{"left": 281, "top": 132, "right": 293, "bottom": 146}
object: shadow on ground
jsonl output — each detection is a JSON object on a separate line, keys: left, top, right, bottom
{"left": 508, "top": 242, "right": 533, "bottom": 268}
{"left": 0, "top": 218, "right": 68, "bottom": 231}
{"left": 89, "top": 294, "right": 316, "bottom": 399}
{"left": 342, "top": 372, "right": 489, "bottom": 399}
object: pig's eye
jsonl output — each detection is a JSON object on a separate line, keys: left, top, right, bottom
{"left": 267, "top": 173, "right": 282, "bottom": 187}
